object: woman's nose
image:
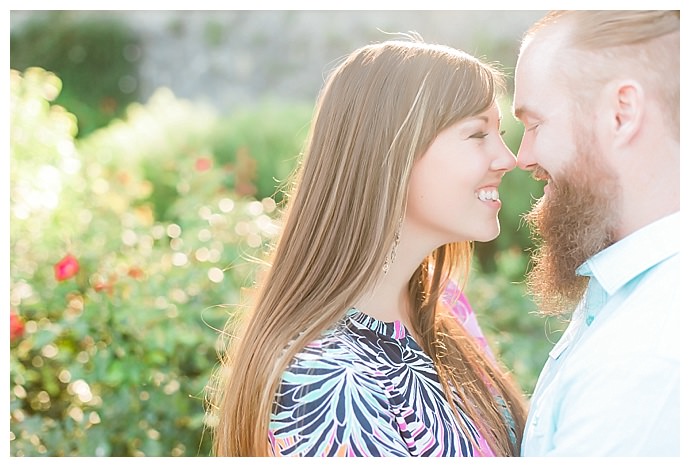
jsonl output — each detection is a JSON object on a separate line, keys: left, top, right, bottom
{"left": 491, "top": 141, "right": 517, "bottom": 172}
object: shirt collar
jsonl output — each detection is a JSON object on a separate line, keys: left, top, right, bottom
{"left": 576, "top": 211, "right": 680, "bottom": 296}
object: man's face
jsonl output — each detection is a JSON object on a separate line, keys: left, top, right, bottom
{"left": 513, "top": 39, "right": 577, "bottom": 190}
{"left": 513, "top": 40, "right": 621, "bottom": 314}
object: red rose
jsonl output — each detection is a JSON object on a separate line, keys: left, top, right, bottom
{"left": 54, "top": 254, "right": 80, "bottom": 281}
{"left": 10, "top": 310, "right": 25, "bottom": 342}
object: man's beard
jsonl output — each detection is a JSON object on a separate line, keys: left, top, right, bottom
{"left": 523, "top": 134, "right": 620, "bottom": 316}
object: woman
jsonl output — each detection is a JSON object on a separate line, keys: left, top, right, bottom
{"left": 207, "top": 35, "right": 527, "bottom": 456}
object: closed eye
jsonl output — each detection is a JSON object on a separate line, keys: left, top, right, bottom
{"left": 470, "top": 132, "right": 489, "bottom": 139}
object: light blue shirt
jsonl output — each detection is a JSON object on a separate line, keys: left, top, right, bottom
{"left": 521, "top": 211, "right": 680, "bottom": 456}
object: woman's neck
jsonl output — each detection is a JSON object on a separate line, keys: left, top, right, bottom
{"left": 353, "top": 228, "right": 435, "bottom": 340}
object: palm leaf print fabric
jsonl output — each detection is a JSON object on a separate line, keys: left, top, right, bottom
{"left": 269, "top": 287, "right": 497, "bottom": 456}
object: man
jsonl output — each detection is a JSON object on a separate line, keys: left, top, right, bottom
{"left": 512, "top": 11, "right": 679, "bottom": 456}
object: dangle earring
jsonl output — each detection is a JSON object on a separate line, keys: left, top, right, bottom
{"left": 382, "top": 218, "right": 403, "bottom": 275}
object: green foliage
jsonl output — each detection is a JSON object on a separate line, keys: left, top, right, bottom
{"left": 466, "top": 250, "right": 566, "bottom": 394}
{"left": 473, "top": 97, "right": 544, "bottom": 273}
{"left": 79, "top": 87, "right": 220, "bottom": 223}
{"left": 496, "top": 97, "right": 544, "bottom": 252}
{"left": 467, "top": 101, "right": 562, "bottom": 391}
{"left": 10, "top": 68, "right": 278, "bottom": 456}
{"left": 209, "top": 101, "right": 313, "bottom": 204}
{"left": 10, "top": 12, "right": 142, "bottom": 137}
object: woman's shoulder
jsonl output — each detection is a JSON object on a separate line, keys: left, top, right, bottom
{"left": 282, "top": 318, "right": 382, "bottom": 377}
{"left": 271, "top": 320, "right": 409, "bottom": 456}
{"left": 274, "top": 321, "right": 398, "bottom": 423}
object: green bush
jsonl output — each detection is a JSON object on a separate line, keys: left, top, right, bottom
{"left": 466, "top": 249, "right": 566, "bottom": 394}
{"left": 9, "top": 68, "right": 277, "bottom": 456}
{"left": 465, "top": 101, "right": 565, "bottom": 390}
{"left": 209, "top": 100, "right": 314, "bottom": 204}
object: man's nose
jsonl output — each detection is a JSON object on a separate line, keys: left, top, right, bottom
{"left": 516, "top": 141, "right": 537, "bottom": 171}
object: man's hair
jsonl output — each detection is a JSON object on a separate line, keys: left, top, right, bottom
{"left": 526, "top": 10, "right": 679, "bottom": 48}
{"left": 524, "top": 10, "right": 679, "bottom": 136}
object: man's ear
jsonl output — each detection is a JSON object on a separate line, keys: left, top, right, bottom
{"left": 610, "top": 80, "right": 644, "bottom": 146}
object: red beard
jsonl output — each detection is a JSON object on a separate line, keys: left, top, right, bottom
{"left": 523, "top": 134, "right": 620, "bottom": 315}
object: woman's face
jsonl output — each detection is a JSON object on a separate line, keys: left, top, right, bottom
{"left": 405, "top": 102, "right": 516, "bottom": 248}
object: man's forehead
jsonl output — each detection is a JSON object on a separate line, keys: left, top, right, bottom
{"left": 518, "top": 25, "right": 571, "bottom": 71}
{"left": 513, "top": 32, "right": 569, "bottom": 117}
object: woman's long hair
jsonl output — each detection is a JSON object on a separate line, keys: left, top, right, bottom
{"left": 207, "top": 36, "right": 527, "bottom": 456}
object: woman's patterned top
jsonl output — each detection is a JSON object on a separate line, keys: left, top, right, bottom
{"left": 268, "top": 284, "right": 499, "bottom": 456}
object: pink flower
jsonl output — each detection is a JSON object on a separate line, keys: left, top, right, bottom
{"left": 55, "top": 254, "right": 80, "bottom": 282}
{"left": 195, "top": 157, "right": 213, "bottom": 172}
{"left": 10, "top": 309, "right": 25, "bottom": 342}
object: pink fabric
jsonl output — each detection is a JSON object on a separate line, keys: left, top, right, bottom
{"left": 441, "top": 281, "right": 495, "bottom": 362}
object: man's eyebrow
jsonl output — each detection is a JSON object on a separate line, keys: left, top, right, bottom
{"left": 513, "top": 105, "right": 536, "bottom": 121}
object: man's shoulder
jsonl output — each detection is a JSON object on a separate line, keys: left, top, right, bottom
{"left": 575, "top": 256, "right": 679, "bottom": 367}
{"left": 622, "top": 250, "right": 679, "bottom": 322}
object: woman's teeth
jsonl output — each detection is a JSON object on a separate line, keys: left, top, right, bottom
{"left": 477, "top": 189, "right": 499, "bottom": 201}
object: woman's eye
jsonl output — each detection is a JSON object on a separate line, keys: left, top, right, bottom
{"left": 526, "top": 123, "right": 540, "bottom": 132}
{"left": 471, "top": 132, "right": 489, "bottom": 139}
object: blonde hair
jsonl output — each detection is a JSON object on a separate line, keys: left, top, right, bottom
{"left": 207, "top": 35, "right": 527, "bottom": 456}
{"left": 523, "top": 10, "right": 680, "bottom": 137}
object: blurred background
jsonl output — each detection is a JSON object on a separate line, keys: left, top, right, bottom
{"left": 9, "top": 10, "right": 567, "bottom": 457}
